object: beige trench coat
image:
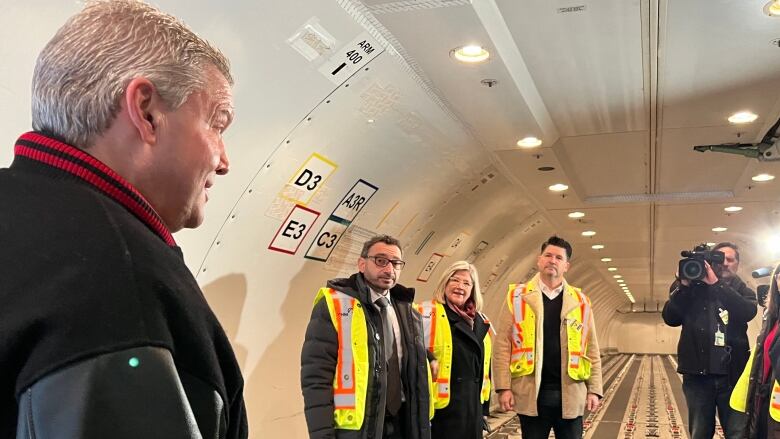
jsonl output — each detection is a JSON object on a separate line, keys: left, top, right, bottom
{"left": 492, "top": 274, "right": 603, "bottom": 419}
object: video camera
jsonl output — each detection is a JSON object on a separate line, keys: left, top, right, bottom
{"left": 679, "top": 244, "right": 725, "bottom": 281}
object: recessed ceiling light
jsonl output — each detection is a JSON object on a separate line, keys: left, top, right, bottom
{"left": 452, "top": 45, "right": 490, "bottom": 63}
{"left": 517, "top": 137, "right": 543, "bottom": 148}
{"left": 549, "top": 183, "right": 569, "bottom": 192}
{"left": 581, "top": 230, "right": 596, "bottom": 237}
{"left": 728, "top": 111, "right": 758, "bottom": 124}
{"left": 367, "top": 119, "right": 375, "bottom": 123}
{"left": 712, "top": 227, "right": 728, "bottom": 232}
{"left": 613, "top": 274, "right": 623, "bottom": 279}
{"left": 591, "top": 244, "right": 605, "bottom": 250}
{"left": 706, "top": 242, "right": 716, "bottom": 247}
{"left": 617, "top": 279, "right": 625, "bottom": 283}
{"left": 764, "top": 0, "right": 780, "bottom": 16}
{"left": 601, "top": 257, "right": 612, "bottom": 262}
{"left": 608, "top": 267, "right": 618, "bottom": 271}
{"left": 724, "top": 206, "right": 743, "bottom": 213}
{"left": 752, "top": 173, "right": 775, "bottom": 182}
{"left": 568, "top": 211, "right": 585, "bottom": 219}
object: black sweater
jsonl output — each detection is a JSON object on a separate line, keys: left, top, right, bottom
{"left": 0, "top": 132, "right": 247, "bottom": 438}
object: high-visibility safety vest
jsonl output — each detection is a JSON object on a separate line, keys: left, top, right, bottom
{"left": 415, "top": 300, "right": 494, "bottom": 409}
{"left": 506, "top": 280, "right": 593, "bottom": 381}
{"left": 731, "top": 348, "right": 780, "bottom": 422}
{"left": 314, "top": 288, "right": 370, "bottom": 430}
{"left": 314, "top": 288, "right": 434, "bottom": 430}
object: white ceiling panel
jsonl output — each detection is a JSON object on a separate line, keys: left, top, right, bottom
{"left": 369, "top": 4, "right": 544, "bottom": 150}
{"left": 496, "top": 0, "right": 647, "bottom": 137}
{"left": 558, "top": 131, "right": 649, "bottom": 197}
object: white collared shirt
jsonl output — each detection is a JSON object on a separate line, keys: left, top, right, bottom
{"left": 370, "top": 288, "right": 404, "bottom": 366}
{"left": 539, "top": 278, "right": 566, "bottom": 300}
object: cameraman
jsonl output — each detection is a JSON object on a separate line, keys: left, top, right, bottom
{"left": 662, "top": 242, "right": 757, "bottom": 439}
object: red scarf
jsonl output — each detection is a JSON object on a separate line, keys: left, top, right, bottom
{"left": 446, "top": 298, "right": 477, "bottom": 329}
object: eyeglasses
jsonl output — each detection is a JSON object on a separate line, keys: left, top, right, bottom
{"left": 448, "top": 277, "right": 473, "bottom": 288}
{"left": 367, "top": 255, "right": 406, "bottom": 270}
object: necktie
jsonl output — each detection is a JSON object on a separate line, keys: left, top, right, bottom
{"left": 375, "top": 296, "right": 402, "bottom": 415}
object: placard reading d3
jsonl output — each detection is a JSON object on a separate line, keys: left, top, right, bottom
{"left": 284, "top": 153, "right": 338, "bottom": 205}
{"left": 331, "top": 179, "right": 378, "bottom": 223}
{"left": 268, "top": 204, "right": 320, "bottom": 255}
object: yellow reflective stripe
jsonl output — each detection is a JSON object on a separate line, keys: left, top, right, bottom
{"left": 332, "top": 295, "right": 356, "bottom": 408}
{"left": 317, "top": 288, "right": 368, "bottom": 430}
{"left": 418, "top": 301, "right": 437, "bottom": 352}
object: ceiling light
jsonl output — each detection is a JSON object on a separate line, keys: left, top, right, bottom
{"left": 549, "top": 183, "right": 569, "bottom": 192}
{"left": 613, "top": 276, "right": 623, "bottom": 280}
{"left": 452, "top": 45, "right": 490, "bottom": 63}
{"left": 724, "top": 206, "right": 743, "bottom": 213}
{"left": 752, "top": 173, "right": 775, "bottom": 182}
{"left": 601, "top": 257, "right": 612, "bottom": 262}
{"left": 568, "top": 211, "right": 585, "bottom": 219}
{"left": 367, "top": 119, "right": 375, "bottom": 123}
{"left": 591, "top": 244, "right": 605, "bottom": 250}
{"left": 712, "top": 227, "right": 728, "bottom": 232}
{"left": 764, "top": 0, "right": 780, "bottom": 16}
{"left": 728, "top": 111, "right": 758, "bottom": 124}
{"left": 608, "top": 267, "right": 618, "bottom": 271}
{"left": 582, "top": 230, "right": 596, "bottom": 237}
{"left": 517, "top": 137, "right": 543, "bottom": 148}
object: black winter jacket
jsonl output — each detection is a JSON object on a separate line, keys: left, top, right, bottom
{"left": 662, "top": 275, "right": 757, "bottom": 382}
{"left": 0, "top": 133, "right": 247, "bottom": 439}
{"left": 430, "top": 304, "right": 490, "bottom": 439}
{"left": 300, "top": 273, "right": 431, "bottom": 439}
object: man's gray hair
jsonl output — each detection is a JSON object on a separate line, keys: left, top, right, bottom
{"left": 32, "top": 0, "right": 233, "bottom": 148}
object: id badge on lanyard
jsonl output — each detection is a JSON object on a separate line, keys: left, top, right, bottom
{"left": 714, "top": 324, "right": 725, "bottom": 347}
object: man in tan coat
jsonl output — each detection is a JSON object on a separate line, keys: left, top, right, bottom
{"left": 493, "top": 236, "right": 603, "bottom": 439}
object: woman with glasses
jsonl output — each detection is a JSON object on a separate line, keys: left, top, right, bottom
{"left": 731, "top": 264, "right": 780, "bottom": 438}
{"left": 416, "top": 260, "right": 493, "bottom": 439}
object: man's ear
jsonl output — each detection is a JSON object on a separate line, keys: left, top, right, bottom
{"left": 124, "top": 77, "right": 160, "bottom": 145}
{"left": 358, "top": 257, "right": 367, "bottom": 274}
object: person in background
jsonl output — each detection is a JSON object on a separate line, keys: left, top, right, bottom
{"left": 417, "top": 260, "right": 494, "bottom": 439}
{"left": 0, "top": 1, "right": 247, "bottom": 437}
{"left": 493, "top": 235, "right": 602, "bottom": 439}
{"left": 301, "top": 235, "right": 432, "bottom": 439}
{"left": 663, "top": 242, "right": 756, "bottom": 439}
{"left": 731, "top": 264, "right": 780, "bottom": 438}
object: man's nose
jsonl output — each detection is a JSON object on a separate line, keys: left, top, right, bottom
{"left": 216, "top": 145, "right": 230, "bottom": 176}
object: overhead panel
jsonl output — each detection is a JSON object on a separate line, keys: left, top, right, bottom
{"left": 657, "top": 126, "right": 755, "bottom": 194}
{"left": 367, "top": 3, "right": 543, "bottom": 150}
{"left": 496, "top": 0, "right": 646, "bottom": 137}
{"left": 662, "top": 0, "right": 780, "bottom": 129}
{"left": 558, "top": 131, "right": 649, "bottom": 198}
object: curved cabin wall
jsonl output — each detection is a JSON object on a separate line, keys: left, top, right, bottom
{"left": 1, "top": 1, "right": 757, "bottom": 438}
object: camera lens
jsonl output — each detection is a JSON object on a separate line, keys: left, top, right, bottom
{"left": 681, "top": 259, "right": 704, "bottom": 280}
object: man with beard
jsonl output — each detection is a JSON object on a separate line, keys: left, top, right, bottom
{"left": 301, "top": 235, "right": 432, "bottom": 439}
{"left": 663, "top": 242, "right": 757, "bottom": 439}
{"left": 493, "top": 236, "right": 602, "bottom": 439}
